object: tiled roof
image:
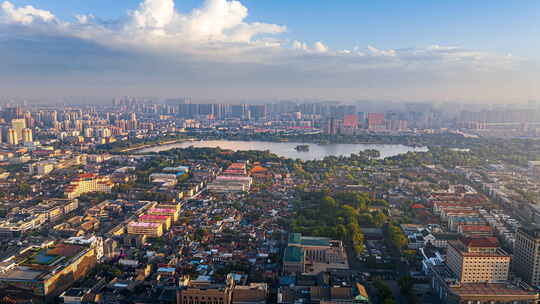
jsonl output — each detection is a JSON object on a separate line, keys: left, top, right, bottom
{"left": 461, "top": 236, "right": 499, "bottom": 248}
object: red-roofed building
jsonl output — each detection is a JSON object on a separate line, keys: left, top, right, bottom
{"left": 459, "top": 236, "right": 499, "bottom": 249}
{"left": 250, "top": 165, "right": 271, "bottom": 180}
{"left": 147, "top": 208, "right": 179, "bottom": 222}
{"left": 64, "top": 174, "right": 114, "bottom": 199}
{"left": 457, "top": 225, "right": 493, "bottom": 237}
{"left": 139, "top": 214, "right": 172, "bottom": 230}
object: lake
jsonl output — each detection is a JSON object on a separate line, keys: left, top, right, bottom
{"left": 135, "top": 140, "right": 428, "bottom": 161}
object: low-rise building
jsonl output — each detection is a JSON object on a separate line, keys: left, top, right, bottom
{"left": 232, "top": 283, "right": 268, "bottom": 304}
{"left": 178, "top": 274, "right": 235, "bottom": 304}
{"left": 127, "top": 221, "right": 164, "bottom": 237}
{"left": 283, "top": 233, "right": 347, "bottom": 275}
{"left": 139, "top": 214, "right": 172, "bottom": 230}
{"left": 208, "top": 176, "right": 252, "bottom": 193}
{"left": 0, "top": 242, "right": 97, "bottom": 300}
{"left": 29, "top": 161, "right": 55, "bottom": 175}
{"left": 64, "top": 173, "right": 114, "bottom": 199}
{"left": 148, "top": 207, "right": 179, "bottom": 222}
{"left": 0, "top": 214, "right": 47, "bottom": 237}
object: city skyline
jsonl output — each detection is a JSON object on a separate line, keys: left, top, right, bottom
{"left": 1, "top": 0, "right": 539, "bottom": 102}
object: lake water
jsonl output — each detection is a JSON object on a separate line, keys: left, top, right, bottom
{"left": 135, "top": 140, "right": 428, "bottom": 161}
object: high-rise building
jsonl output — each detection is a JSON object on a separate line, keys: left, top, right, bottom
{"left": 366, "top": 113, "right": 386, "bottom": 130}
{"left": 22, "top": 128, "right": 33, "bottom": 143}
{"left": 249, "top": 105, "right": 267, "bottom": 121}
{"left": 387, "top": 120, "right": 408, "bottom": 131}
{"left": 84, "top": 127, "right": 94, "bottom": 138}
{"left": 343, "top": 114, "right": 359, "bottom": 128}
{"left": 198, "top": 104, "right": 214, "bottom": 117}
{"left": 231, "top": 104, "right": 249, "bottom": 119}
{"left": 11, "top": 118, "right": 26, "bottom": 141}
{"left": 178, "top": 103, "right": 200, "bottom": 118}
{"left": 213, "top": 103, "right": 229, "bottom": 119}
{"left": 74, "top": 119, "right": 83, "bottom": 131}
{"left": 7, "top": 128, "right": 18, "bottom": 145}
{"left": 99, "top": 128, "right": 112, "bottom": 138}
{"left": 49, "top": 110, "right": 58, "bottom": 126}
{"left": 3, "top": 106, "right": 23, "bottom": 121}
{"left": 324, "top": 118, "right": 341, "bottom": 135}
{"left": 513, "top": 228, "right": 540, "bottom": 286}
{"left": 446, "top": 236, "right": 510, "bottom": 283}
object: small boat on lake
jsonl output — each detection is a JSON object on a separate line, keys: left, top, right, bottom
{"left": 294, "top": 145, "right": 310, "bottom": 151}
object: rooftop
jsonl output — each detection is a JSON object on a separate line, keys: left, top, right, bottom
{"left": 284, "top": 246, "right": 304, "bottom": 263}
{"left": 128, "top": 221, "right": 161, "bottom": 228}
{"left": 460, "top": 225, "right": 492, "bottom": 232}
{"left": 451, "top": 283, "right": 538, "bottom": 299}
{"left": 519, "top": 227, "right": 540, "bottom": 239}
{"left": 460, "top": 236, "right": 499, "bottom": 248}
{"left": 287, "top": 233, "right": 331, "bottom": 247}
{"left": 288, "top": 233, "right": 302, "bottom": 245}
{"left": 0, "top": 243, "right": 89, "bottom": 282}
{"left": 301, "top": 236, "right": 331, "bottom": 247}
{"left": 139, "top": 214, "right": 170, "bottom": 220}
{"left": 62, "top": 288, "right": 90, "bottom": 298}
{"left": 0, "top": 267, "right": 43, "bottom": 280}
{"left": 148, "top": 208, "right": 177, "bottom": 213}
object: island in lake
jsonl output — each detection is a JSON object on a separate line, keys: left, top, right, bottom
{"left": 294, "top": 145, "right": 310, "bottom": 151}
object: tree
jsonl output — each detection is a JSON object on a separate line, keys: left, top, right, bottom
{"left": 388, "top": 223, "right": 408, "bottom": 250}
{"left": 371, "top": 211, "right": 387, "bottom": 228}
{"left": 16, "top": 183, "right": 31, "bottom": 195}
{"left": 398, "top": 275, "right": 414, "bottom": 294}
{"left": 374, "top": 280, "right": 394, "bottom": 303}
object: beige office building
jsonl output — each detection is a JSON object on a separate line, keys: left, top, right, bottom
{"left": 64, "top": 173, "right": 114, "bottom": 199}
{"left": 127, "top": 221, "right": 163, "bottom": 237}
{"left": 446, "top": 236, "right": 510, "bottom": 283}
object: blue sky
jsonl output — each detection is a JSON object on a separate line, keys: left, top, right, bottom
{"left": 6, "top": 0, "right": 539, "bottom": 55}
{"left": 1, "top": 0, "right": 539, "bottom": 102}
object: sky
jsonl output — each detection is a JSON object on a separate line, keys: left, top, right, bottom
{"left": 0, "top": 0, "right": 539, "bottom": 103}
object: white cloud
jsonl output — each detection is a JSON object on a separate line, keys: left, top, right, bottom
{"left": 0, "top": 0, "right": 533, "bottom": 102}
{"left": 0, "top": 0, "right": 516, "bottom": 70}
{"left": 0, "top": 0, "right": 286, "bottom": 58}
{"left": 75, "top": 14, "right": 93, "bottom": 25}
{"left": 313, "top": 41, "right": 328, "bottom": 53}
{"left": 121, "top": 0, "right": 286, "bottom": 43}
{"left": 292, "top": 40, "right": 329, "bottom": 53}
{"left": 367, "top": 45, "right": 396, "bottom": 57}
{"left": 292, "top": 40, "right": 308, "bottom": 51}
{"left": 0, "top": 1, "right": 55, "bottom": 25}
{"left": 128, "top": 0, "right": 175, "bottom": 35}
